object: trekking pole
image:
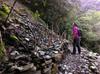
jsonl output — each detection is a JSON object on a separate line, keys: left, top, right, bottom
{"left": 51, "top": 24, "right": 53, "bottom": 43}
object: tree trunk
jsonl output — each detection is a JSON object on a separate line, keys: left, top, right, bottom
{"left": 0, "top": 31, "right": 7, "bottom": 61}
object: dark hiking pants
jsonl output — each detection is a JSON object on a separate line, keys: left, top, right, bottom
{"left": 73, "top": 38, "right": 81, "bottom": 54}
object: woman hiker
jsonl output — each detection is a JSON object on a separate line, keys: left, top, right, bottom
{"left": 72, "top": 23, "right": 81, "bottom": 54}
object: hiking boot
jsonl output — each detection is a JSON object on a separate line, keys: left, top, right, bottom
{"left": 71, "top": 53, "right": 76, "bottom": 55}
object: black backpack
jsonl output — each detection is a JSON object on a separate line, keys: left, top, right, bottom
{"left": 78, "top": 29, "right": 82, "bottom": 37}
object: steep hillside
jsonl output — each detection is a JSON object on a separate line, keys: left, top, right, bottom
{"left": 0, "top": 7, "right": 68, "bottom": 74}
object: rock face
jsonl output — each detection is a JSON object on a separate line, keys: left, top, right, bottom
{"left": 0, "top": 10, "right": 68, "bottom": 74}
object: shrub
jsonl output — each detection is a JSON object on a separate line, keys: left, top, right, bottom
{"left": 0, "top": 4, "right": 10, "bottom": 18}
{"left": 1, "top": 4, "right": 10, "bottom": 14}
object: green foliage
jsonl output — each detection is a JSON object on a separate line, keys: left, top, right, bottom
{"left": 1, "top": 4, "right": 10, "bottom": 14}
{"left": 32, "top": 10, "right": 40, "bottom": 20}
{"left": 10, "top": 35, "right": 19, "bottom": 41}
{"left": 0, "top": 10, "right": 7, "bottom": 17}
{"left": 0, "top": 4, "right": 10, "bottom": 18}
{"left": 65, "top": 16, "right": 72, "bottom": 40}
{"left": 43, "top": 0, "right": 47, "bottom": 7}
{"left": 79, "top": 10, "right": 100, "bottom": 25}
{"left": 76, "top": 10, "right": 100, "bottom": 53}
{"left": 86, "top": 32, "right": 97, "bottom": 41}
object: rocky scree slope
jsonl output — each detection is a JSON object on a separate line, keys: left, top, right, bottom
{"left": 0, "top": 10, "right": 68, "bottom": 74}
{"left": 0, "top": 11, "right": 100, "bottom": 74}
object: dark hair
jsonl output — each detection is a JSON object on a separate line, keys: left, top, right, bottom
{"left": 73, "top": 23, "right": 78, "bottom": 27}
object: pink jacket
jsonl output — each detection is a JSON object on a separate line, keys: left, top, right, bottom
{"left": 72, "top": 25, "right": 79, "bottom": 39}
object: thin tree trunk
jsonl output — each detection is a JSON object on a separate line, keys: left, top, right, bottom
{"left": 5, "top": 0, "right": 17, "bottom": 24}
{"left": 0, "top": 31, "right": 7, "bottom": 61}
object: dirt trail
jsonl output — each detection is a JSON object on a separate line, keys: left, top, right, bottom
{"left": 58, "top": 46, "right": 100, "bottom": 74}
